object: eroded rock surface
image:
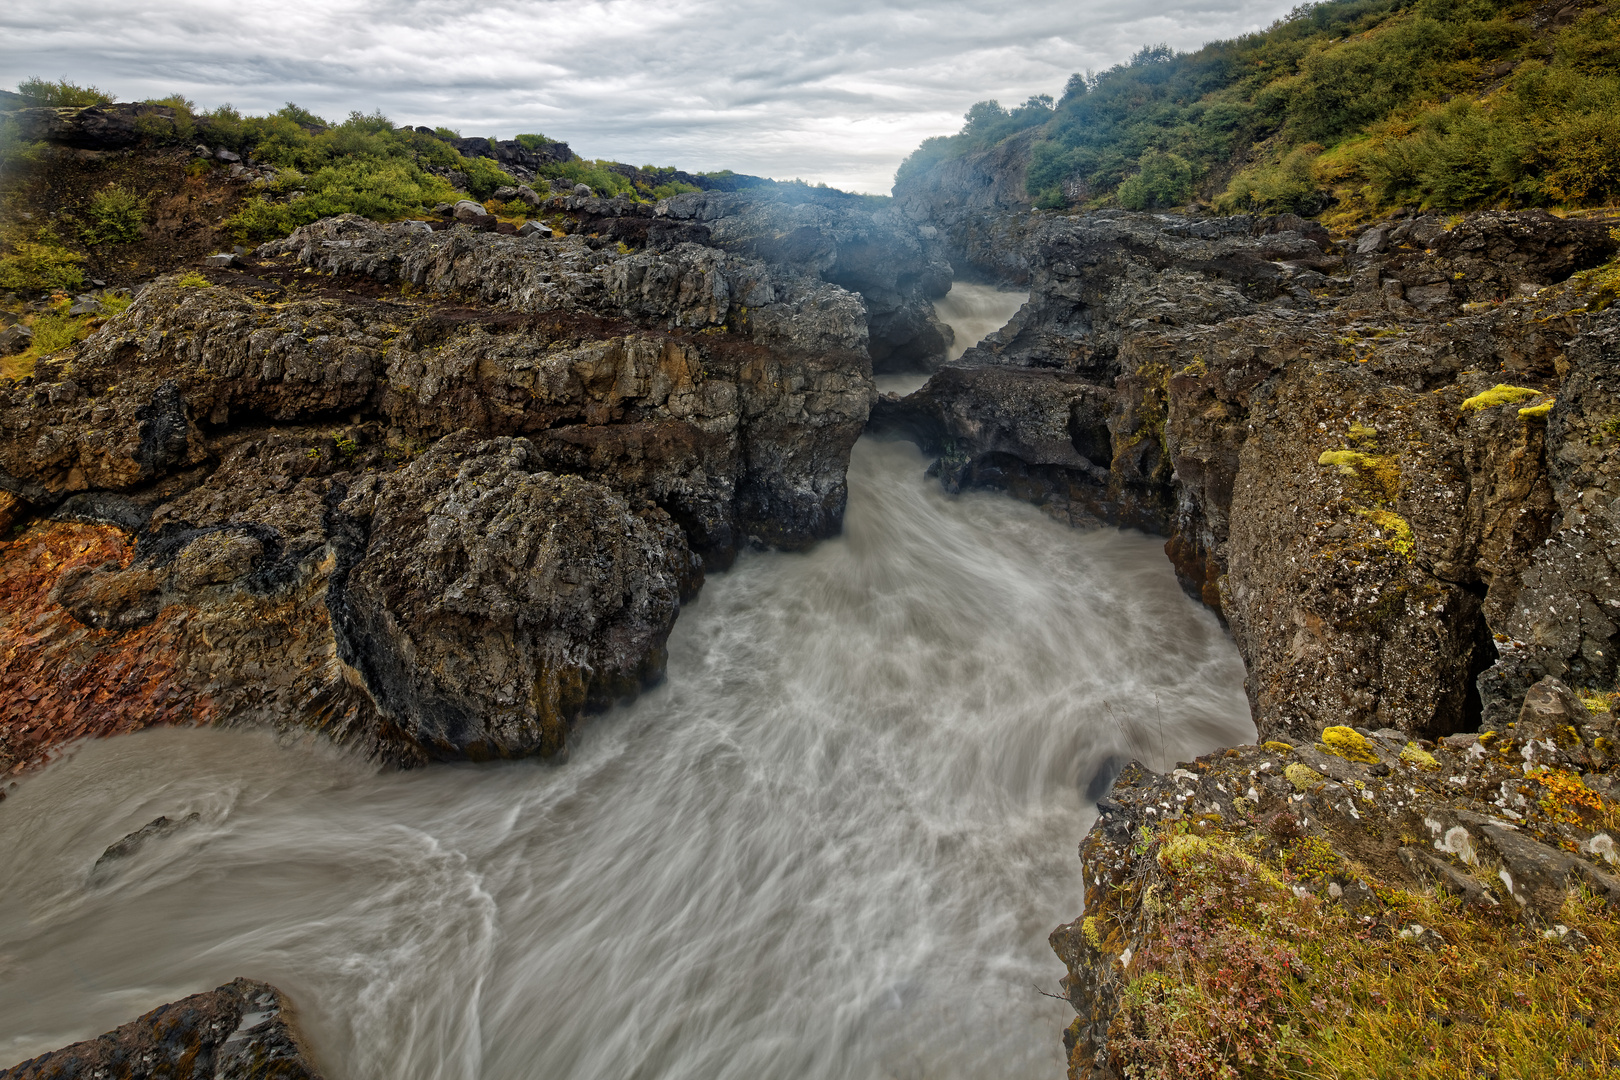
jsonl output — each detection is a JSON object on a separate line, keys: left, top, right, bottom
{"left": 1052, "top": 680, "right": 1620, "bottom": 1079}
{"left": 0, "top": 978, "right": 322, "bottom": 1080}
{"left": 877, "top": 206, "right": 1619, "bottom": 743}
{"left": 0, "top": 213, "right": 873, "bottom": 769}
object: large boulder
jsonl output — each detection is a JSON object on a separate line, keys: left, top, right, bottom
{"left": 336, "top": 434, "right": 695, "bottom": 759}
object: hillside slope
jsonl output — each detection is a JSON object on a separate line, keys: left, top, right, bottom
{"left": 896, "top": 0, "right": 1619, "bottom": 225}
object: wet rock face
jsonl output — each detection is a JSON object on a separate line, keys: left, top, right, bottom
{"left": 0, "top": 214, "right": 874, "bottom": 769}
{"left": 337, "top": 435, "right": 694, "bottom": 760}
{"left": 891, "top": 128, "right": 1039, "bottom": 285}
{"left": 0, "top": 977, "right": 322, "bottom": 1079}
{"left": 880, "top": 205, "right": 1619, "bottom": 743}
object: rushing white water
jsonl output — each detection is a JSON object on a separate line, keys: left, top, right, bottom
{"left": 0, "top": 293, "right": 1252, "bottom": 1079}
{"left": 875, "top": 284, "right": 1029, "bottom": 398}
{"left": 935, "top": 283, "right": 1029, "bottom": 365}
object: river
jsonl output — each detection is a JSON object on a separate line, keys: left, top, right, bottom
{"left": 0, "top": 285, "right": 1254, "bottom": 1079}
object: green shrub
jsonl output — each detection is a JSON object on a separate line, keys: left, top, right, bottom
{"left": 1117, "top": 150, "right": 1195, "bottom": 210}
{"left": 1218, "top": 144, "right": 1328, "bottom": 213}
{"left": 0, "top": 238, "right": 85, "bottom": 293}
{"left": 648, "top": 180, "right": 702, "bottom": 200}
{"left": 276, "top": 102, "right": 328, "bottom": 128}
{"left": 224, "top": 157, "right": 458, "bottom": 241}
{"left": 82, "top": 184, "right": 148, "bottom": 245}
{"left": 15, "top": 77, "right": 112, "bottom": 107}
{"left": 457, "top": 155, "right": 515, "bottom": 199}
{"left": 906, "top": 0, "right": 1619, "bottom": 218}
{"left": 25, "top": 302, "right": 93, "bottom": 353}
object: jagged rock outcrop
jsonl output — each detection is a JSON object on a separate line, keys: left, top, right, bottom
{"left": 1051, "top": 679, "right": 1620, "bottom": 1079}
{"left": 3, "top": 102, "right": 182, "bottom": 151}
{"left": 876, "top": 207, "right": 1618, "bottom": 743}
{"left": 488, "top": 185, "right": 955, "bottom": 370}
{"left": 0, "top": 215, "right": 873, "bottom": 769}
{"left": 892, "top": 129, "right": 1039, "bottom": 284}
{"left": 652, "top": 187, "right": 956, "bottom": 371}
{"left": 0, "top": 978, "right": 322, "bottom": 1079}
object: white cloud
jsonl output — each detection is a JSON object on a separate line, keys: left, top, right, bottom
{"left": 2, "top": 0, "right": 1298, "bottom": 193}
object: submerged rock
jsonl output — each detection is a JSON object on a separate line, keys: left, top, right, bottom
{"left": 0, "top": 977, "right": 322, "bottom": 1079}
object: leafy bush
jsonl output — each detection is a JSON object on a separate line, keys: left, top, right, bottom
{"left": 1117, "top": 151, "right": 1195, "bottom": 210}
{"left": 458, "top": 155, "right": 514, "bottom": 199}
{"left": 82, "top": 184, "right": 148, "bottom": 245}
{"left": 15, "top": 77, "right": 112, "bottom": 107}
{"left": 1218, "top": 144, "right": 1328, "bottom": 213}
{"left": 225, "top": 157, "right": 458, "bottom": 241}
{"left": 0, "top": 237, "right": 85, "bottom": 293}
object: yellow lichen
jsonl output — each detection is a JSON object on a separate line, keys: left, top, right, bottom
{"left": 1535, "top": 769, "right": 1604, "bottom": 826}
{"left": 1355, "top": 508, "right": 1415, "bottom": 558}
{"left": 1083, "top": 914, "right": 1104, "bottom": 950}
{"left": 1318, "top": 449, "right": 1369, "bottom": 474}
{"left": 1348, "top": 422, "right": 1378, "bottom": 441}
{"left": 1460, "top": 384, "right": 1541, "bottom": 413}
{"left": 1318, "top": 449, "right": 1401, "bottom": 502}
{"left": 1322, "top": 725, "right": 1380, "bottom": 764}
{"left": 1518, "top": 400, "right": 1554, "bottom": 418}
{"left": 1262, "top": 740, "right": 1294, "bottom": 754}
{"left": 1285, "top": 762, "right": 1323, "bottom": 790}
{"left": 1399, "top": 742, "right": 1440, "bottom": 769}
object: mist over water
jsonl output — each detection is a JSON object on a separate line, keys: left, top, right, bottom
{"left": 0, "top": 293, "right": 1252, "bottom": 1079}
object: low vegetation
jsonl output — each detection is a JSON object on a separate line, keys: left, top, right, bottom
{"left": 1105, "top": 818, "right": 1620, "bottom": 1079}
{"left": 0, "top": 292, "right": 130, "bottom": 381}
{"left": 1, "top": 80, "right": 733, "bottom": 258}
{"left": 898, "top": 0, "right": 1620, "bottom": 222}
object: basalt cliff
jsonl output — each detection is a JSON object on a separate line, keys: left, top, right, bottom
{"left": 888, "top": 142, "right": 1620, "bottom": 1071}
{"left": 0, "top": 182, "right": 956, "bottom": 771}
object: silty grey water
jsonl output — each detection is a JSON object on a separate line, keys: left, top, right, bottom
{"left": 0, "top": 286, "right": 1254, "bottom": 1079}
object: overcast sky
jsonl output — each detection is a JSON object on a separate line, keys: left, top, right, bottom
{"left": 2, "top": 0, "right": 1298, "bottom": 194}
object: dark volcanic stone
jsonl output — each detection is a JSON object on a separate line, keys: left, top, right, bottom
{"left": 0, "top": 977, "right": 323, "bottom": 1079}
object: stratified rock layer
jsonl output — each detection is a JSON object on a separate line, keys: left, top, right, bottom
{"left": 0, "top": 978, "right": 322, "bottom": 1079}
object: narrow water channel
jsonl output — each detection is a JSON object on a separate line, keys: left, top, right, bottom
{"left": 0, "top": 291, "right": 1254, "bottom": 1079}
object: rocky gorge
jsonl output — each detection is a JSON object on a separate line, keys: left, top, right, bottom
{"left": 885, "top": 153, "right": 1620, "bottom": 1073}
{"left": 4, "top": 90, "right": 1620, "bottom": 1079}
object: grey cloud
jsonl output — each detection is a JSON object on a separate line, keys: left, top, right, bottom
{"left": 2, "top": 0, "right": 1296, "bottom": 192}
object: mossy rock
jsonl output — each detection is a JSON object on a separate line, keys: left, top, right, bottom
{"left": 1322, "top": 725, "right": 1380, "bottom": 764}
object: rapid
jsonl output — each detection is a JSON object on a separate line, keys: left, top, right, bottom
{"left": 0, "top": 288, "right": 1255, "bottom": 1079}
